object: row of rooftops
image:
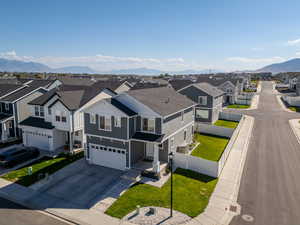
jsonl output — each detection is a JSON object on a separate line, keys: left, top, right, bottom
{"left": 0, "top": 75, "right": 245, "bottom": 116}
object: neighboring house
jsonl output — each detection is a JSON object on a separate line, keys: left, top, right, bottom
{"left": 178, "top": 82, "right": 224, "bottom": 123}
{"left": 19, "top": 85, "right": 115, "bottom": 153}
{"left": 168, "top": 79, "right": 194, "bottom": 91}
{"left": 91, "top": 80, "right": 133, "bottom": 94}
{"left": 83, "top": 86, "right": 196, "bottom": 174}
{"left": 217, "top": 80, "right": 239, "bottom": 104}
{"left": 289, "top": 77, "right": 298, "bottom": 90}
{"left": 0, "top": 80, "right": 58, "bottom": 143}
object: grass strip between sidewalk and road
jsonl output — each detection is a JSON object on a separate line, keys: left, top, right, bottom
{"left": 105, "top": 168, "right": 217, "bottom": 218}
{"left": 1, "top": 152, "right": 84, "bottom": 186}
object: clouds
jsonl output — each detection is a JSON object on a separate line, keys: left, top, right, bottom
{"left": 287, "top": 38, "right": 300, "bottom": 46}
{"left": 0, "top": 50, "right": 197, "bottom": 71}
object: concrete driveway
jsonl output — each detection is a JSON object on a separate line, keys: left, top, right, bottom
{"left": 40, "top": 161, "right": 124, "bottom": 209}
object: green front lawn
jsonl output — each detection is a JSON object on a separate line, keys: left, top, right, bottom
{"left": 191, "top": 133, "right": 229, "bottom": 161}
{"left": 214, "top": 119, "right": 239, "bottom": 129}
{"left": 1, "top": 152, "right": 84, "bottom": 186}
{"left": 105, "top": 168, "right": 217, "bottom": 218}
{"left": 289, "top": 107, "right": 300, "bottom": 112}
{"left": 227, "top": 104, "right": 250, "bottom": 109}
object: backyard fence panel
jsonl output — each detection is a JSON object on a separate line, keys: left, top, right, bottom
{"left": 219, "top": 112, "right": 242, "bottom": 122}
{"left": 195, "top": 124, "right": 234, "bottom": 138}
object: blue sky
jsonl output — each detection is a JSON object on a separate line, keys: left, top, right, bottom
{"left": 1, "top": 0, "right": 300, "bottom": 71}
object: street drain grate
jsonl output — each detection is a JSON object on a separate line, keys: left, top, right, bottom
{"left": 229, "top": 205, "right": 237, "bottom": 212}
{"left": 242, "top": 214, "right": 254, "bottom": 222}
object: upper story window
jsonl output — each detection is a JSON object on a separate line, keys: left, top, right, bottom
{"left": 98, "top": 115, "right": 111, "bottom": 131}
{"left": 227, "top": 88, "right": 232, "bottom": 93}
{"left": 55, "top": 110, "right": 66, "bottom": 123}
{"left": 4, "top": 103, "right": 9, "bottom": 111}
{"left": 142, "top": 118, "right": 155, "bottom": 133}
{"left": 114, "top": 116, "right": 121, "bottom": 127}
{"left": 48, "top": 108, "right": 52, "bottom": 115}
{"left": 198, "top": 96, "right": 207, "bottom": 105}
{"left": 34, "top": 106, "right": 44, "bottom": 117}
{"left": 90, "top": 113, "right": 96, "bottom": 124}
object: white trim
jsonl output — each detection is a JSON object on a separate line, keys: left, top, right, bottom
{"left": 11, "top": 87, "right": 47, "bottom": 103}
{"left": 162, "top": 105, "right": 196, "bottom": 119}
{"left": 87, "top": 134, "right": 128, "bottom": 142}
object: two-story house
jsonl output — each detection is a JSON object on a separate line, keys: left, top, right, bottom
{"left": 178, "top": 82, "right": 224, "bottom": 123}
{"left": 83, "top": 87, "right": 196, "bottom": 175}
{"left": 0, "top": 79, "right": 59, "bottom": 144}
{"left": 19, "top": 85, "right": 115, "bottom": 154}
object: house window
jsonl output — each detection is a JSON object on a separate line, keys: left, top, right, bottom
{"left": 98, "top": 115, "right": 111, "bottom": 131}
{"left": 55, "top": 115, "right": 61, "bottom": 122}
{"left": 198, "top": 96, "right": 207, "bottom": 105}
{"left": 90, "top": 113, "right": 96, "bottom": 124}
{"left": 48, "top": 108, "right": 52, "bottom": 115}
{"left": 61, "top": 112, "right": 67, "bottom": 123}
{"left": 35, "top": 106, "right": 39, "bottom": 117}
{"left": 114, "top": 116, "right": 121, "bottom": 127}
{"left": 105, "top": 116, "right": 111, "bottom": 130}
{"left": 4, "top": 103, "right": 9, "bottom": 111}
{"left": 142, "top": 118, "right": 155, "bottom": 132}
{"left": 34, "top": 106, "right": 44, "bottom": 117}
{"left": 196, "top": 109, "right": 209, "bottom": 119}
{"left": 40, "top": 106, "right": 44, "bottom": 117}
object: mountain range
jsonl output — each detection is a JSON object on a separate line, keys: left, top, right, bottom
{"left": 257, "top": 58, "right": 300, "bottom": 73}
{"left": 0, "top": 58, "right": 221, "bottom": 75}
{"left": 2, "top": 57, "right": 300, "bottom": 75}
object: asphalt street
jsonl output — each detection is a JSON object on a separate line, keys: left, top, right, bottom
{"left": 0, "top": 197, "right": 72, "bottom": 225}
{"left": 230, "top": 82, "right": 300, "bottom": 225}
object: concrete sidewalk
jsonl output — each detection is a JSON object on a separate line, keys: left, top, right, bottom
{"left": 0, "top": 178, "right": 133, "bottom": 225}
{"left": 0, "top": 116, "right": 254, "bottom": 225}
{"left": 289, "top": 119, "right": 300, "bottom": 145}
{"left": 185, "top": 115, "right": 254, "bottom": 225}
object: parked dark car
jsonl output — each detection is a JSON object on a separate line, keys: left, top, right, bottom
{"left": 0, "top": 147, "right": 39, "bottom": 168}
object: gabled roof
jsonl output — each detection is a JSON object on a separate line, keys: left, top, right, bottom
{"left": 168, "top": 79, "right": 194, "bottom": 91}
{"left": 19, "top": 117, "right": 55, "bottom": 129}
{"left": 0, "top": 84, "right": 25, "bottom": 99}
{"left": 127, "top": 86, "right": 196, "bottom": 117}
{"left": 192, "top": 82, "right": 224, "bottom": 97}
{"left": 91, "top": 80, "right": 126, "bottom": 92}
{"left": 110, "top": 98, "right": 137, "bottom": 116}
{"left": 29, "top": 85, "right": 112, "bottom": 111}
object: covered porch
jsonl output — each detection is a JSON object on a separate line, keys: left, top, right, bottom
{"left": 130, "top": 132, "right": 169, "bottom": 179}
{"left": 0, "top": 114, "right": 15, "bottom": 143}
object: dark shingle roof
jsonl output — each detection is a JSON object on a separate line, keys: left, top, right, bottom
{"left": 110, "top": 98, "right": 137, "bottom": 116}
{"left": 19, "top": 117, "right": 54, "bottom": 129}
{"left": 192, "top": 82, "right": 224, "bottom": 97}
{"left": 58, "top": 77, "right": 96, "bottom": 86}
{"left": 169, "top": 79, "right": 194, "bottom": 91}
{"left": 0, "top": 84, "right": 24, "bottom": 98}
{"left": 127, "top": 87, "right": 196, "bottom": 117}
{"left": 131, "top": 82, "right": 168, "bottom": 90}
{"left": 132, "top": 132, "right": 164, "bottom": 143}
{"left": 91, "top": 80, "right": 125, "bottom": 92}
{"left": 30, "top": 85, "right": 108, "bottom": 111}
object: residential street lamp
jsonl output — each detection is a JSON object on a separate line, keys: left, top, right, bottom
{"left": 169, "top": 152, "right": 174, "bottom": 217}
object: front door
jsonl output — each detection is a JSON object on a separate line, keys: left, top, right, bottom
{"left": 146, "top": 143, "right": 154, "bottom": 159}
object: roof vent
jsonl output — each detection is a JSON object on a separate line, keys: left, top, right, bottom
{"left": 165, "top": 97, "right": 170, "bottom": 104}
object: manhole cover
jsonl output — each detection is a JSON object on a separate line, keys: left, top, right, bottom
{"left": 242, "top": 214, "right": 254, "bottom": 222}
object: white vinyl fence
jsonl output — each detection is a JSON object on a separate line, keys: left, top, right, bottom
{"left": 174, "top": 115, "right": 245, "bottom": 178}
{"left": 195, "top": 123, "right": 234, "bottom": 138}
{"left": 282, "top": 96, "right": 300, "bottom": 107}
{"left": 219, "top": 111, "right": 242, "bottom": 122}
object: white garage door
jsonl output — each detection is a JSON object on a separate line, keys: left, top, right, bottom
{"left": 25, "top": 131, "right": 51, "bottom": 150}
{"left": 89, "top": 144, "right": 126, "bottom": 171}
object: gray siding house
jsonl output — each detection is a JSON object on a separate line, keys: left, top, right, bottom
{"left": 83, "top": 87, "right": 196, "bottom": 175}
{"left": 178, "top": 82, "right": 224, "bottom": 123}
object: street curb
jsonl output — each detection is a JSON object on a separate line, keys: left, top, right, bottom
{"left": 289, "top": 119, "right": 300, "bottom": 146}
{"left": 276, "top": 95, "right": 294, "bottom": 112}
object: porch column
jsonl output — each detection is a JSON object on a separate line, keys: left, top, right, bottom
{"left": 1, "top": 123, "right": 5, "bottom": 141}
{"left": 152, "top": 144, "right": 160, "bottom": 173}
{"left": 69, "top": 131, "right": 73, "bottom": 152}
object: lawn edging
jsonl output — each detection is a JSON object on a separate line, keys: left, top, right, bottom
{"left": 175, "top": 114, "right": 246, "bottom": 178}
